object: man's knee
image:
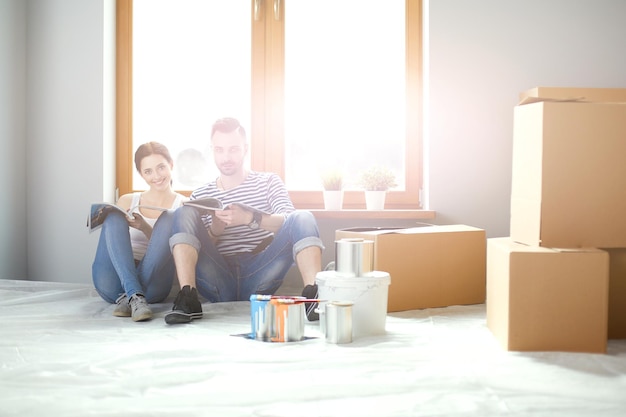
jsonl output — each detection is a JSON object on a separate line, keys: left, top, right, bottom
{"left": 174, "top": 205, "right": 198, "bottom": 221}
{"left": 290, "top": 209, "right": 315, "bottom": 224}
{"left": 169, "top": 232, "right": 201, "bottom": 253}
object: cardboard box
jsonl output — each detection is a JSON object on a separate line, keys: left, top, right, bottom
{"left": 487, "top": 238, "right": 609, "bottom": 353}
{"left": 602, "top": 248, "right": 626, "bottom": 339}
{"left": 335, "top": 225, "right": 486, "bottom": 312}
{"left": 510, "top": 89, "right": 626, "bottom": 248}
{"left": 519, "top": 86, "right": 626, "bottom": 105}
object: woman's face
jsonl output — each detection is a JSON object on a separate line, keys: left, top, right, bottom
{"left": 139, "top": 154, "right": 173, "bottom": 191}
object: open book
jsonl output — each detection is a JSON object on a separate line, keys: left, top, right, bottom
{"left": 87, "top": 203, "right": 168, "bottom": 232}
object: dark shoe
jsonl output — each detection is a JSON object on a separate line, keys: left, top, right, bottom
{"left": 164, "top": 285, "right": 203, "bottom": 325}
{"left": 302, "top": 284, "right": 319, "bottom": 321}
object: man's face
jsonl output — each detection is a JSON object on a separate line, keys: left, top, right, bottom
{"left": 211, "top": 130, "right": 248, "bottom": 176}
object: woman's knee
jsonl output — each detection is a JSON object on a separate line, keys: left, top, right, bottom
{"left": 102, "top": 211, "right": 129, "bottom": 231}
{"left": 154, "top": 209, "right": 175, "bottom": 227}
{"left": 92, "top": 271, "right": 121, "bottom": 303}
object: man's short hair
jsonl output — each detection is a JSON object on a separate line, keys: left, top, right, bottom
{"left": 211, "top": 117, "right": 246, "bottom": 140}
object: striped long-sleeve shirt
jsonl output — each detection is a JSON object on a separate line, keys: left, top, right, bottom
{"left": 190, "top": 171, "right": 294, "bottom": 256}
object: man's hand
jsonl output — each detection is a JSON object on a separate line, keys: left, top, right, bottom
{"left": 213, "top": 204, "right": 253, "bottom": 227}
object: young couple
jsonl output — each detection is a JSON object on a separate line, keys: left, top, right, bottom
{"left": 92, "top": 118, "right": 324, "bottom": 324}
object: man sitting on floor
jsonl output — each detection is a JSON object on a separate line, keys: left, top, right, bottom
{"left": 165, "top": 117, "right": 324, "bottom": 324}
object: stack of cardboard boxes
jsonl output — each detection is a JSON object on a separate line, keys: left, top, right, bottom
{"left": 487, "top": 87, "right": 626, "bottom": 353}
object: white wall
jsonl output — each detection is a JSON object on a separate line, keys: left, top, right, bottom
{"left": 0, "top": 0, "right": 27, "bottom": 280}
{"left": 425, "top": 0, "right": 626, "bottom": 236}
{"left": 2, "top": 0, "right": 626, "bottom": 283}
{"left": 24, "top": 0, "right": 115, "bottom": 283}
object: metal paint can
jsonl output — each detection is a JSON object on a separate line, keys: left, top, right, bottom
{"left": 335, "top": 238, "right": 374, "bottom": 277}
{"left": 270, "top": 298, "right": 305, "bottom": 342}
{"left": 317, "top": 306, "right": 325, "bottom": 336}
{"left": 325, "top": 301, "right": 353, "bottom": 344}
{"left": 250, "top": 294, "right": 274, "bottom": 341}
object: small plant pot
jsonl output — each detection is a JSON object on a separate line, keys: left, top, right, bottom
{"left": 323, "top": 190, "right": 344, "bottom": 210}
{"left": 364, "top": 191, "right": 386, "bottom": 210}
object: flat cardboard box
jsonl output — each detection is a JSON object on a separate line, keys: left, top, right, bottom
{"left": 335, "top": 225, "right": 486, "bottom": 312}
{"left": 602, "top": 248, "right": 626, "bottom": 339}
{"left": 487, "top": 238, "right": 608, "bottom": 353}
{"left": 519, "top": 86, "right": 626, "bottom": 105}
{"left": 510, "top": 94, "right": 626, "bottom": 248}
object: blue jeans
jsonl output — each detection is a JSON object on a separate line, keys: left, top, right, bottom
{"left": 169, "top": 206, "right": 324, "bottom": 302}
{"left": 92, "top": 211, "right": 176, "bottom": 303}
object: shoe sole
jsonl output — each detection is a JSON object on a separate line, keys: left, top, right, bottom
{"left": 113, "top": 311, "right": 131, "bottom": 318}
{"left": 164, "top": 311, "right": 203, "bottom": 325}
{"left": 132, "top": 312, "right": 153, "bottom": 322}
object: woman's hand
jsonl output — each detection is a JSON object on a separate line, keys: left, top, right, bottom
{"left": 127, "top": 212, "right": 153, "bottom": 238}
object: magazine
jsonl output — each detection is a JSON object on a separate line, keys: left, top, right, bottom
{"left": 88, "top": 197, "right": 268, "bottom": 233}
{"left": 87, "top": 203, "right": 168, "bottom": 232}
{"left": 181, "top": 197, "right": 224, "bottom": 211}
{"left": 183, "top": 197, "right": 269, "bottom": 215}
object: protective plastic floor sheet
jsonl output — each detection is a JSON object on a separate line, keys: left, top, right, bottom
{"left": 1, "top": 279, "right": 626, "bottom": 417}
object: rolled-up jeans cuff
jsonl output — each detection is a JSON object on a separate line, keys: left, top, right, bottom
{"left": 169, "top": 232, "right": 201, "bottom": 253}
{"left": 292, "top": 236, "right": 325, "bottom": 261}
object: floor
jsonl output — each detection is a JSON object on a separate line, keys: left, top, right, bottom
{"left": 1, "top": 279, "right": 626, "bottom": 417}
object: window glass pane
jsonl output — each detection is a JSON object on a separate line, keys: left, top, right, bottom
{"left": 284, "top": 0, "right": 406, "bottom": 191}
{"left": 133, "top": 0, "right": 251, "bottom": 191}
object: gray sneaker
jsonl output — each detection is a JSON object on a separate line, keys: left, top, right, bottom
{"left": 113, "top": 294, "right": 131, "bottom": 317}
{"left": 129, "top": 294, "right": 153, "bottom": 322}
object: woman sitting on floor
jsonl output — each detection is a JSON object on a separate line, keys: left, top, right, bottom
{"left": 92, "top": 142, "right": 187, "bottom": 321}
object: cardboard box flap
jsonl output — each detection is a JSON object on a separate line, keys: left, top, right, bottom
{"left": 499, "top": 238, "right": 604, "bottom": 255}
{"left": 338, "top": 224, "right": 481, "bottom": 237}
{"left": 394, "top": 224, "right": 482, "bottom": 234}
{"left": 336, "top": 227, "right": 404, "bottom": 237}
{"left": 519, "top": 87, "right": 626, "bottom": 105}
{"left": 517, "top": 96, "right": 588, "bottom": 106}
{"left": 518, "top": 96, "right": 626, "bottom": 106}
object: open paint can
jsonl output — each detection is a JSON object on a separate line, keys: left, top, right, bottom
{"left": 250, "top": 294, "right": 274, "bottom": 341}
{"left": 335, "top": 238, "right": 374, "bottom": 277}
{"left": 325, "top": 301, "right": 354, "bottom": 344}
{"left": 270, "top": 298, "right": 305, "bottom": 342}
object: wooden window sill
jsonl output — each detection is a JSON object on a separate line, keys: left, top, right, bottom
{"left": 307, "top": 209, "right": 435, "bottom": 220}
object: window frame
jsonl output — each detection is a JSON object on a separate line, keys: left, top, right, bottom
{"left": 116, "top": 0, "right": 423, "bottom": 209}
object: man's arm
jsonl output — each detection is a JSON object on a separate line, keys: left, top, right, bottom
{"left": 254, "top": 212, "right": 284, "bottom": 233}
{"left": 213, "top": 205, "right": 284, "bottom": 233}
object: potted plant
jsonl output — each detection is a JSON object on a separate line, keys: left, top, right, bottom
{"left": 321, "top": 169, "right": 344, "bottom": 210}
{"left": 359, "top": 165, "right": 397, "bottom": 210}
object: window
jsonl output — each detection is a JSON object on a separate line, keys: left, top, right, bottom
{"left": 116, "top": 0, "right": 423, "bottom": 209}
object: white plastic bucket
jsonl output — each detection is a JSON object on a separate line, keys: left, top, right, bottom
{"left": 315, "top": 270, "right": 391, "bottom": 338}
